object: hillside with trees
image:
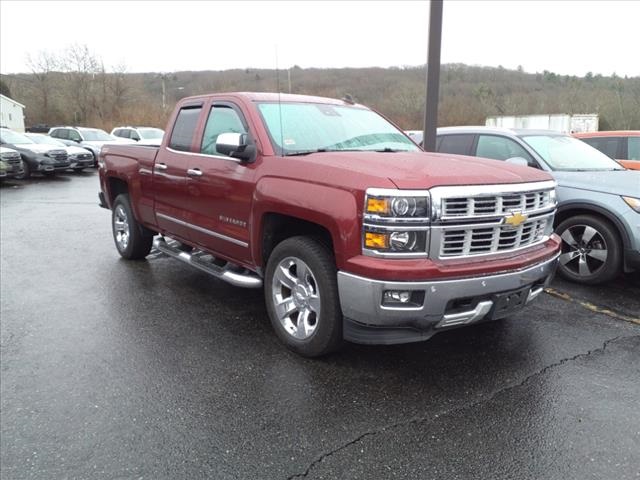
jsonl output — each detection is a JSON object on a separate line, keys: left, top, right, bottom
{"left": 3, "top": 46, "right": 639, "bottom": 132}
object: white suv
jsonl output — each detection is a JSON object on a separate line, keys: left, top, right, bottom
{"left": 111, "top": 126, "right": 164, "bottom": 145}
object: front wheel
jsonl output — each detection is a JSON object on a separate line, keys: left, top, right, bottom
{"left": 264, "top": 236, "right": 343, "bottom": 357}
{"left": 15, "top": 161, "right": 30, "bottom": 180}
{"left": 556, "top": 214, "right": 622, "bottom": 285}
{"left": 112, "top": 194, "right": 153, "bottom": 260}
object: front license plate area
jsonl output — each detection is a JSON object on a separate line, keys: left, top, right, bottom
{"left": 490, "top": 286, "right": 530, "bottom": 320}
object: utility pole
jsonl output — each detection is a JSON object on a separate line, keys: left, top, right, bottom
{"left": 161, "top": 75, "right": 166, "bottom": 110}
{"left": 422, "top": 0, "right": 443, "bottom": 152}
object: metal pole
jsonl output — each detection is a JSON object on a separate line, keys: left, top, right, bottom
{"left": 422, "top": 0, "right": 443, "bottom": 152}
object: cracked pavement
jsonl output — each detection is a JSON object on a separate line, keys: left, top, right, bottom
{"left": 2, "top": 173, "right": 639, "bottom": 480}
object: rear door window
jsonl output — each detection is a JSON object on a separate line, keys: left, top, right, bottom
{"left": 437, "top": 134, "right": 475, "bottom": 156}
{"left": 53, "top": 129, "right": 68, "bottom": 140}
{"left": 169, "top": 106, "right": 202, "bottom": 152}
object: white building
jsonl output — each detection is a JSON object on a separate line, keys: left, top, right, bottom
{"left": 0, "top": 94, "right": 25, "bottom": 132}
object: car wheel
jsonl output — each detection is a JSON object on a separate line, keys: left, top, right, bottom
{"left": 15, "top": 161, "right": 30, "bottom": 180}
{"left": 112, "top": 194, "right": 153, "bottom": 260}
{"left": 265, "top": 236, "right": 343, "bottom": 357}
{"left": 556, "top": 214, "right": 622, "bottom": 285}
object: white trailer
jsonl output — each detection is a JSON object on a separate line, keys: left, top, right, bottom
{"left": 0, "top": 94, "right": 26, "bottom": 132}
{"left": 485, "top": 113, "right": 598, "bottom": 134}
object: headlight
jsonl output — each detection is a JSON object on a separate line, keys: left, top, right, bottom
{"left": 363, "top": 189, "right": 430, "bottom": 257}
{"left": 365, "top": 193, "right": 429, "bottom": 218}
{"left": 622, "top": 196, "right": 640, "bottom": 213}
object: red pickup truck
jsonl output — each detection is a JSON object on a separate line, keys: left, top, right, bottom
{"left": 99, "top": 92, "right": 560, "bottom": 357}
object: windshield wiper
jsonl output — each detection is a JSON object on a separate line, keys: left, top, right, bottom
{"left": 373, "top": 148, "right": 409, "bottom": 153}
{"left": 285, "top": 149, "right": 327, "bottom": 156}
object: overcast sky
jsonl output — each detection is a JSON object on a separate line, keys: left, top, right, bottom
{"left": 1, "top": 0, "right": 638, "bottom": 77}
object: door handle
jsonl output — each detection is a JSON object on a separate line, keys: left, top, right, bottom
{"left": 155, "top": 163, "right": 168, "bottom": 171}
{"left": 187, "top": 168, "right": 203, "bottom": 177}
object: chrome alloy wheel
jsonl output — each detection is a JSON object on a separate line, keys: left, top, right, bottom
{"left": 113, "top": 205, "right": 130, "bottom": 251}
{"left": 559, "top": 225, "right": 608, "bottom": 277}
{"left": 271, "top": 257, "right": 321, "bottom": 340}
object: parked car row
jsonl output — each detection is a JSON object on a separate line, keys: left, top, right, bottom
{"left": 0, "top": 125, "right": 165, "bottom": 180}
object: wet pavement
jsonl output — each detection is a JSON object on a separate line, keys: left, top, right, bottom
{"left": 1, "top": 172, "right": 639, "bottom": 480}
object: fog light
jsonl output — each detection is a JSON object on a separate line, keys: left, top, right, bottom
{"left": 389, "top": 231, "right": 417, "bottom": 251}
{"left": 383, "top": 290, "right": 411, "bottom": 303}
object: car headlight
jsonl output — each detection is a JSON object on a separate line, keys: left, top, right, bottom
{"left": 363, "top": 189, "right": 430, "bottom": 257}
{"left": 622, "top": 196, "right": 640, "bottom": 213}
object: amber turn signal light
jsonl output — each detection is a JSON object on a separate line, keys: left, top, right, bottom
{"left": 365, "top": 232, "right": 389, "bottom": 249}
{"left": 366, "top": 198, "right": 389, "bottom": 215}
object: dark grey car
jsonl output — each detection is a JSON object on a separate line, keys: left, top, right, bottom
{"left": 435, "top": 126, "right": 640, "bottom": 284}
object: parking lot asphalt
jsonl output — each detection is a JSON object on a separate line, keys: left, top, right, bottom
{"left": 1, "top": 172, "right": 639, "bottom": 480}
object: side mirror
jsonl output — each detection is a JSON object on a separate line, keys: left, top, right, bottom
{"left": 505, "top": 157, "right": 529, "bottom": 167}
{"left": 216, "top": 132, "right": 256, "bottom": 162}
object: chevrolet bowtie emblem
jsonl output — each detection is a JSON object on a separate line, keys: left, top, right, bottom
{"left": 504, "top": 211, "right": 528, "bottom": 228}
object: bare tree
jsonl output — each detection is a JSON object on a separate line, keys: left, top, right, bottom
{"left": 26, "top": 51, "right": 59, "bottom": 123}
{"left": 61, "top": 44, "right": 100, "bottom": 124}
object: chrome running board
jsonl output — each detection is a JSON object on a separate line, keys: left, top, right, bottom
{"left": 153, "top": 237, "right": 262, "bottom": 289}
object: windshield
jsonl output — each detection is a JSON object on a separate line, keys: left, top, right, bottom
{"left": 26, "top": 134, "right": 65, "bottom": 147}
{"left": 257, "top": 102, "right": 419, "bottom": 155}
{"left": 78, "top": 129, "right": 113, "bottom": 141}
{"left": 521, "top": 135, "right": 624, "bottom": 171}
{"left": 138, "top": 128, "right": 164, "bottom": 139}
{"left": 0, "top": 130, "right": 35, "bottom": 145}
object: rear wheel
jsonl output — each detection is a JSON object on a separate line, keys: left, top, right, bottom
{"left": 556, "top": 214, "right": 622, "bottom": 285}
{"left": 264, "top": 236, "right": 343, "bottom": 357}
{"left": 112, "top": 194, "right": 153, "bottom": 260}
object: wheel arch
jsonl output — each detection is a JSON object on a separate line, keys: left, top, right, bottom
{"left": 555, "top": 202, "right": 631, "bottom": 250}
{"left": 259, "top": 213, "right": 335, "bottom": 270}
{"left": 106, "top": 176, "right": 129, "bottom": 206}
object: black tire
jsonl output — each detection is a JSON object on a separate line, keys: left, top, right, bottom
{"left": 556, "top": 214, "right": 622, "bottom": 285}
{"left": 264, "top": 236, "right": 343, "bottom": 357}
{"left": 15, "top": 161, "right": 30, "bottom": 180}
{"left": 111, "top": 193, "right": 153, "bottom": 260}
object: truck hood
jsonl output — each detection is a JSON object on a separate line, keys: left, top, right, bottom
{"left": 552, "top": 170, "right": 640, "bottom": 197}
{"left": 301, "top": 151, "right": 552, "bottom": 189}
{"left": 0, "top": 146, "right": 19, "bottom": 155}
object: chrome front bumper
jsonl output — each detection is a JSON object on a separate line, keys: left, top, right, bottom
{"left": 338, "top": 254, "right": 559, "bottom": 344}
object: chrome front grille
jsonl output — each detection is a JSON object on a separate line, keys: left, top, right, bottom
{"left": 1, "top": 153, "right": 21, "bottom": 165}
{"left": 440, "top": 217, "right": 549, "bottom": 257}
{"left": 48, "top": 150, "right": 68, "bottom": 162}
{"left": 430, "top": 181, "right": 557, "bottom": 259}
{"left": 442, "top": 190, "right": 553, "bottom": 218}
